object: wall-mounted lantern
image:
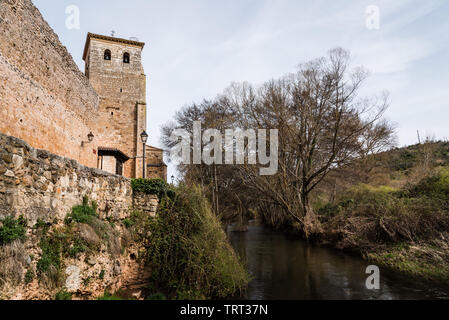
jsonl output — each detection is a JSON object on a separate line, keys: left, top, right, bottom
{"left": 81, "top": 132, "right": 95, "bottom": 147}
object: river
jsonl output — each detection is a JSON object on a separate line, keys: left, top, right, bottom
{"left": 228, "top": 221, "right": 449, "bottom": 300}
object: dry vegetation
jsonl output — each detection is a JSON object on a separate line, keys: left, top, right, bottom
{"left": 313, "top": 141, "right": 449, "bottom": 282}
{"left": 140, "top": 182, "right": 250, "bottom": 300}
{"left": 162, "top": 48, "right": 395, "bottom": 237}
{"left": 162, "top": 46, "right": 449, "bottom": 284}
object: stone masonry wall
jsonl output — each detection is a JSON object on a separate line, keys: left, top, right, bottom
{"left": 0, "top": 0, "right": 100, "bottom": 168}
{"left": 0, "top": 132, "right": 159, "bottom": 300}
{"left": 0, "top": 133, "right": 132, "bottom": 225}
{"left": 133, "top": 192, "right": 159, "bottom": 218}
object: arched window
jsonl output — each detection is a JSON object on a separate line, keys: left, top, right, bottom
{"left": 123, "top": 52, "right": 130, "bottom": 64}
{"left": 104, "top": 49, "right": 111, "bottom": 61}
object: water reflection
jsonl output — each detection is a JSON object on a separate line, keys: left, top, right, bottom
{"left": 228, "top": 222, "right": 449, "bottom": 300}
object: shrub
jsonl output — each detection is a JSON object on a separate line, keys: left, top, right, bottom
{"left": 55, "top": 290, "right": 72, "bottom": 300}
{"left": 123, "top": 218, "right": 134, "bottom": 229}
{"left": 125, "top": 211, "right": 152, "bottom": 242}
{"left": 65, "top": 196, "right": 98, "bottom": 224}
{"left": 131, "top": 178, "right": 175, "bottom": 199}
{"left": 0, "top": 216, "right": 27, "bottom": 245}
{"left": 0, "top": 241, "right": 27, "bottom": 288}
{"left": 146, "top": 293, "right": 166, "bottom": 300}
{"left": 146, "top": 185, "right": 249, "bottom": 299}
{"left": 321, "top": 179, "right": 449, "bottom": 246}
{"left": 24, "top": 269, "right": 34, "bottom": 284}
{"left": 408, "top": 167, "right": 449, "bottom": 199}
{"left": 37, "top": 233, "right": 62, "bottom": 275}
{"left": 97, "top": 292, "right": 122, "bottom": 300}
{"left": 67, "top": 238, "right": 89, "bottom": 258}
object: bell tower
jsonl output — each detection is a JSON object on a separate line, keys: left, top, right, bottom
{"left": 83, "top": 33, "right": 147, "bottom": 178}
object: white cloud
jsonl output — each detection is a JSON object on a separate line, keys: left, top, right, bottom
{"left": 32, "top": 0, "right": 449, "bottom": 178}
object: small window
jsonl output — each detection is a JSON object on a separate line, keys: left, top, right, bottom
{"left": 123, "top": 52, "right": 130, "bottom": 64}
{"left": 104, "top": 49, "right": 111, "bottom": 61}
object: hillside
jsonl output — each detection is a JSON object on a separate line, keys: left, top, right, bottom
{"left": 315, "top": 140, "right": 449, "bottom": 284}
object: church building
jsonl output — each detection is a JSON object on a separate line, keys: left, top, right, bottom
{"left": 82, "top": 33, "right": 166, "bottom": 180}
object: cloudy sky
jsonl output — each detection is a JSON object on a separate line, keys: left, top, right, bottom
{"left": 33, "top": 0, "right": 449, "bottom": 177}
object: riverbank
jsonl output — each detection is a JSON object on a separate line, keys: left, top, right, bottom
{"left": 268, "top": 220, "right": 449, "bottom": 287}
{"left": 136, "top": 181, "right": 250, "bottom": 300}
{"left": 362, "top": 240, "right": 449, "bottom": 284}
{"left": 229, "top": 221, "right": 449, "bottom": 299}
{"left": 314, "top": 169, "right": 449, "bottom": 285}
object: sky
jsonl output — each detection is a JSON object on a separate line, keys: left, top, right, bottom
{"left": 32, "top": 0, "right": 449, "bottom": 179}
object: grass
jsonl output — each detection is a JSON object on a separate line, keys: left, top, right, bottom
{"left": 146, "top": 293, "right": 166, "bottom": 300}
{"left": 33, "top": 196, "right": 112, "bottom": 289}
{"left": 24, "top": 269, "right": 34, "bottom": 284}
{"left": 0, "top": 241, "right": 27, "bottom": 291}
{"left": 366, "top": 241, "right": 449, "bottom": 283}
{"left": 318, "top": 167, "right": 449, "bottom": 283}
{"left": 145, "top": 185, "right": 249, "bottom": 299}
{"left": 65, "top": 196, "right": 98, "bottom": 224}
{"left": 0, "top": 216, "right": 27, "bottom": 245}
{"left": 97, "top": 291, "right": 123, "bottom": 300}
{"left": 55, "top": 290, "right": 72, "bottom": 300}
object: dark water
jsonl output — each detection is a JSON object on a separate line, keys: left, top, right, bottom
{"left": 228, "top": 221, "right": 449, "bottom": 300}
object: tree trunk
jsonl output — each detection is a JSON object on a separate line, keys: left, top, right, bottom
{"left": 302, "top": 194, "right": 323, "bottom": 239}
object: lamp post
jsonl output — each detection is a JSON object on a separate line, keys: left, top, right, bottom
{"left": 140, "top": 131, "right": 148, "bottom": 179}
{"left": 171, "top": 175, "right": 175, "bottom": 185}
{"left": 81, "top": 132, "right": 95, "bottom": 147}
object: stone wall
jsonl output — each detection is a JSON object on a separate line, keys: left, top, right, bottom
{"left": 146, "top": 146, "right": 167, "bottom": 181}
{"left": 0, "top": 0, "right": 99, "bottom": 168}
{"left": 0, "top": 132, "right": 160, "bottom": 300}
{"left": 0, "top": 0, "right": 167, "bottom": 180}
{"left": 0, "top": 133, "right": 132, "bottom": 225}
{"left": 133, "top": 192, "right": 159, "bottom": 218}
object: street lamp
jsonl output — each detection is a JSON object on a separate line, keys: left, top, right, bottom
{"left": 171, "top": 175, "right": 175, "bottom": 185}
{"left": 140, "top": 131, "right": 148, "bottom": 179}
{"left": 81, "top": 132, "right": 95, "bottom": 147}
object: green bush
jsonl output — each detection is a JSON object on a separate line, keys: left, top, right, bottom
{"left": 55, "top": 290, "right": 72, "bottom": 300}
{"left": 37, "top": 233, "right": 63, "bottom": 275}
{"left": 408, "top": 167, "right": 449, "bottom": 199}
{"left": 145, "top": 185, "right": 249, "bottom": 299}
{"left": 131, "top": 178, "right": 175, "bottom": 199}
{"left": 97, "top": 292, "right": 122, "bottom": 300}
{"left": 146, "top": 293, "right": 166, "bottom": 300}
{"left": 67, "top": 238, "right": 89, "bottom": 258}
{"left": 65, "top": 196, "right": 98, "bottom": 224}
{"left": 123, "top": 218, "right": 134, "bottom": 229}
{"left": 0, "top": 216, "right": 27, "bottom": 245}
{"left": 321, "top": 179, "right": 449, "bottom": 245}
{"left": 24, "top": 269, "right": 34, "bottom": 284}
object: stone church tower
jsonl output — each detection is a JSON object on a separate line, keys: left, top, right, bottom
{"left": 82, "top": 33, "right": 165, "bottom": 179}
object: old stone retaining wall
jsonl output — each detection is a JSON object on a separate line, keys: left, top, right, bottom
{"left": 0, "top": 133, "right": 133, "bottom": 225}
{"left": 0, "top": 0, "right": 100, "bottom": 168}
{"left": 0, "top": 132, "right": 159, "bottom": 300}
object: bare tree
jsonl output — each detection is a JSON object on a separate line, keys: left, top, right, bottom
{"left": 162, "top": 48, "right": 396, "bottom": 238}
{"left": 224, "top": 48, "right": 395, "bottom": 237}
